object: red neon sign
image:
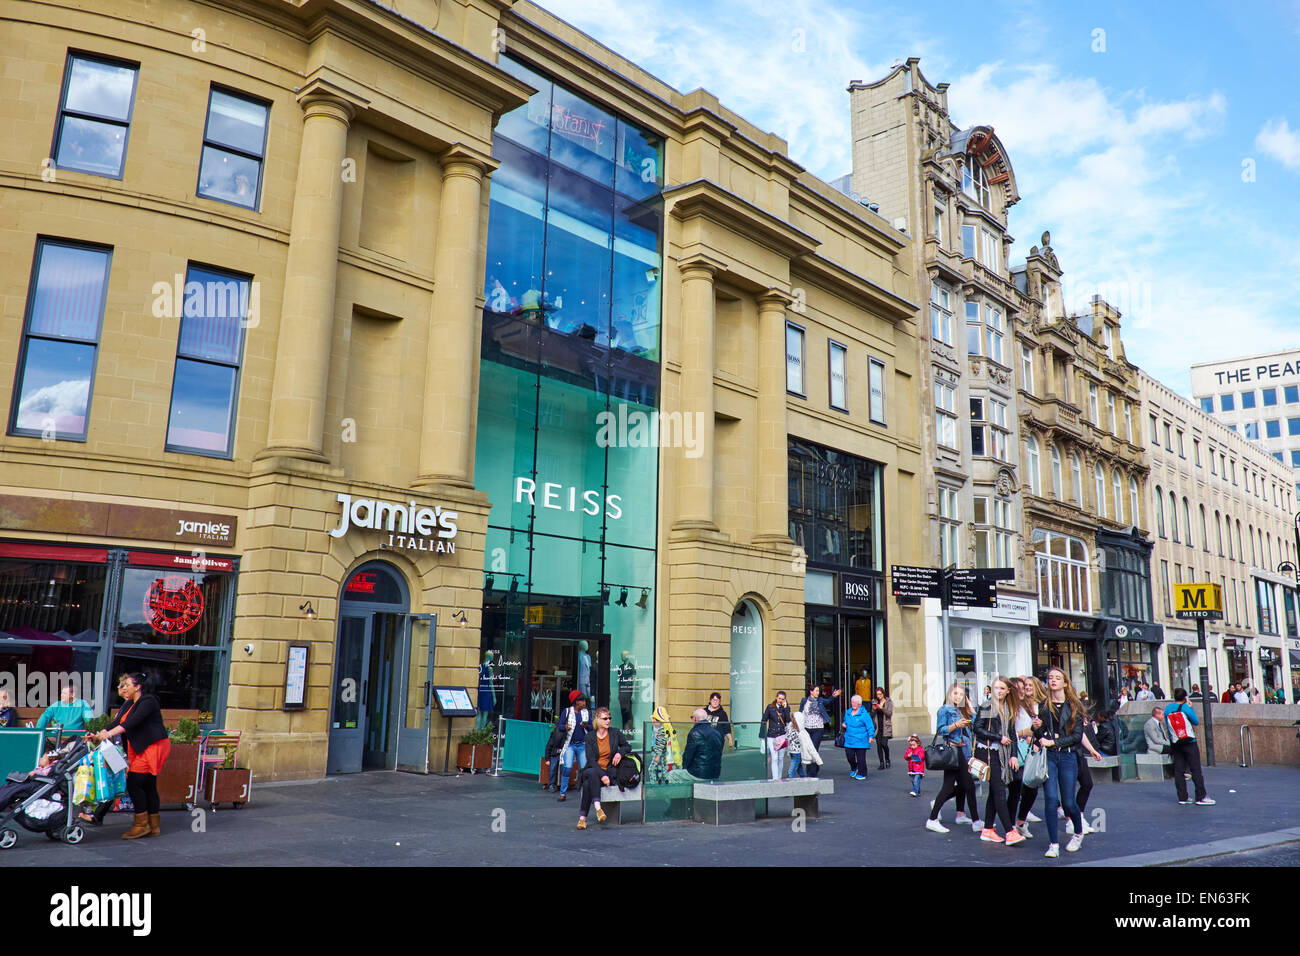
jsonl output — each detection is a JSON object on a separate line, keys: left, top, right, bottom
{"left": 145, "top": 575, "right": 205, "bottom": 635}
{"left": 346, "top": 572, "right": 376, "bottom": 595}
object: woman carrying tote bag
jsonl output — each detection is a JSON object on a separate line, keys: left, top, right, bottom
{"left": 924, "top": 685, "right": 978, "bottom": 834}
{"left": 972, "top": 677, "right": 1026, "bottom": 846}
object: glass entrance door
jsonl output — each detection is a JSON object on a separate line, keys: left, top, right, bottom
{"left": 328, "top": 616, "right": 367, "bottom": 774}
{"left": 526, "top": 631, "right": 610, "bottom": 722}
{"left": 363, "top": 612, "right": 401, "bottom": 769}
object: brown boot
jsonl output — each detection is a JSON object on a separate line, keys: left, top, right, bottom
{"left": 122, "top": 813, "right": 150, "bottom": 839}
{"left": 147, "top": 814, "right": 161, "bottom": 837}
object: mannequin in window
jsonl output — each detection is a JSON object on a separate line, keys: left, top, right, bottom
{"left": 577, "top": 640, "right": 592, "bottom": 700}
{"left": 854, "top": 669, "right": 871, "bottom": 703}
{"left": 476, "top": 651, "right": 496, "bottom": 730}
{"left": 617, "top": 650, "right": 637, "bottom": 731}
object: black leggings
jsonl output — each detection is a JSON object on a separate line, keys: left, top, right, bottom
{"left": 981, "top": 750, "right": 1014, "bottom": 831}
{"left": 807, "top": 729, "right": 824, "bottom": 777}
{"left": 126, "top": 772, "right": 159, "bottom": 814}
{"left": 930, "top": 760, "right": 977, "bottom": 821}
{"left": 877, "top": 737, "right": 891, "bottom": 767}
{"left": 1075, "top": 753, "right": 1094, "bottom": 813}
{"left": 1014, "top": 782, "right": 1038, "bottom": 824}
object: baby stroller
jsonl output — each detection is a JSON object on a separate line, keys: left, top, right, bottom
{"left": 0, "top": 739, "right": 117, "bottom": 848}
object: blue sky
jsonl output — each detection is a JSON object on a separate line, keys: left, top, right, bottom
{"left": 535, "top": 0, "right": 1300, "bottom": 397}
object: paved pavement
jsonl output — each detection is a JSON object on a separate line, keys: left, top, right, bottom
{"left": 4, "top": 758, "right": 1297, "bottom": 866}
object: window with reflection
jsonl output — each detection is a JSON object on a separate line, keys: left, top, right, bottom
{"left": 1034, "top": 530, "right": 1091, "bottom": 613}
{"left": 165, "top": 264, "right": 250, "bottom": 456}
{"left": 9, "top": 239, "right": 112, "bottom": 441}
{"left": 52, "top": 54, "right": 138, "bottom": 178}
{"left": 788, "top": 439, "right": 882, "bottom": 571}
{"left": 1100, "top": 544, "right": 1151, "bottom": 621}
{"left": 197, "top": 87, "right": 270, "bottom": 208}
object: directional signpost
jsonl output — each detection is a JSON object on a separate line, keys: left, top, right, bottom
{"left": 1174, "top": 583, "right": 1224, "bottom": 766}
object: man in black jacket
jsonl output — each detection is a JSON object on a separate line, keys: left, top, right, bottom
{"left": 668, "top": 708, "right": 722, "bottom": 782}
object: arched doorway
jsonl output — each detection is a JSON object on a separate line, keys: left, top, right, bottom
{"left": 730, "top": 599, "right": 763, "bottom": 748}
{"left": 327, "top": 561, "right": 411, "bottom": 774}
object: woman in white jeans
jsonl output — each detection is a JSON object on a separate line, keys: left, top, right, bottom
{"left": 761, "top": 691, "right": 792, "bottom": 779}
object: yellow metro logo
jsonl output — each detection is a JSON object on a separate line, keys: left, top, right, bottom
{"left": 1173, "top": 583, "right": 1223, "bottom": 619}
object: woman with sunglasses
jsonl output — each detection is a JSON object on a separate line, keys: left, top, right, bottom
{"left": 576, "top": 707, "right": 631, "bottom": 830}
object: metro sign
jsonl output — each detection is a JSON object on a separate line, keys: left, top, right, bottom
{"left": 1173, "top": 583, "right": 1223, "bottom": 621}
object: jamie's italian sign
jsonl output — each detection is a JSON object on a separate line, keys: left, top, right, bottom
{"left": 329, "top": 493, "right": 458, "bottom": 554}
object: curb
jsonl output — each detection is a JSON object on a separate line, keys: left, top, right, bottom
{"left": 1071, "top": 826, "right": 1300, "bottom": 867}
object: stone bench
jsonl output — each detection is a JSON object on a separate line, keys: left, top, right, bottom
{"left": 1134, "top": 752, "right": 1173, "bottom": 781}
{"left": 1086, "top": 755, "right": 1121, "bottom": 782}
{"left": 691, "top": 778, "right": 835, "bottom": 825}
{"left": 596, "top": 784, "right": 643, "bottom": 824}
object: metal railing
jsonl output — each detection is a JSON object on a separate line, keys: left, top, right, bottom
{"left": 1238, "top": 724, "right": 1253, "bottom": 768}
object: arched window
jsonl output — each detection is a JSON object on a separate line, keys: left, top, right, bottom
{"left": 1113, "top": 470, "right": 1124, "bottom": 523}
{"left": 1130, "top": 477, "right": 1140, "bottom": 527}
{"left": 1033, "top": 530, "right": 1092, "bottom": 613}
{"left": 1050, "top": 445, "right": 1062, "bottom": 499}
{"left": 1182, "top": 498, "right": 1192, "bottom": 549}
{"left": 1155, "top": 486, "right": 1165, "bottom": 537}
{"left": 1236, "top": 520, "right": 1244, "bottom": 562}
{"left": 1071, "top": 454, "right": 1082, "bottom": 506}
{"left": 963, "top": 157, "right": 990, "bottom": 207}
{"left": 1249, "top": 524, "right": 1256, "bottom": 565}
{"left": 1027, "top": 435, "right": 1040, "bottom": 496}
{"left": 1225, "top": 514, "right": 1233, "bottom": 559}
{"left": 1199, "top": 505, "right": 1208, "bottom": 551}
{"left": 1169, "top": 491, "right": 1179, "bottom": 542}
{"left": 1094, "top": 464, "right": 1106, "bottom": 519}
{"left": 1214, "top": 510, "right": 1223, "bottom": 555}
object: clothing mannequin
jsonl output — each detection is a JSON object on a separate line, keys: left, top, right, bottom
{"left": 854, "top": 669, "right": 871, "bottom": 703}
{"left": 617, "top": 650, "right": 637, "bottom": 731}
{"left": 577, "top": 640, "right": 592, "bottom": 699}
{"left": 476, "top": 651, "right": 496, "bottom": 730}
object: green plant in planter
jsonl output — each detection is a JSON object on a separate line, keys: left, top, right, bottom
{"left": 219, "top": 749, "right": 237, "bottom": 770}
{"left": 459, "top": 728, "right": 495, "bottom": 746}
{"left": 170, "top": 718, "right": 201, "bottom": 744}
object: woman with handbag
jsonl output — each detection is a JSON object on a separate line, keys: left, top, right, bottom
{"left": 92, "top": 672, "right": 170, "bottom": 839}
{"left": 575, "top": 707, "right": 631, "bottom": 829}
{"left": 1009, "top": 676, "right": 1045, "bottom": 839}
{"left": 1034, "top": 667, "right": 1088, "bottom": 858}
{"left": 760, "top": 692, "right": 792, "bottom": 780}
{"left": 872, "top": 688, "right": 894, "bottom": 770}
{"left": 925, "top": 685, "right": 978, "bottom": 834}
{"left": 973, "top": 677, "right": 1026, "bottom": 846}
{"left": 842, "top": 695, "right": 876, "bottom": 780}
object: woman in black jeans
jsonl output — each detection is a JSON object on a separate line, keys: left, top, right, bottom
{"left": 973, "top": 677, "right": 1026, "bottom": 845}
{"left": 925, "top": 685, "right": 978, "bottom": 834}
{"left": 575, "top": 708, "right": 630, "bottom": 829}
{"left": 93, "top": 672, "right": 170, "bottom": 839}
{"left": 1009, "top": 676, "right": 1044, "bottom": 839}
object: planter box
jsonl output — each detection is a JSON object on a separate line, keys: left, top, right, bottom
{"left": 204, "top": 768, "right": 252, "bottom": 808}
{"left": 456, "top": 743, "right": 493, "bottom": 771}
{"left": 156, "top": 742, "right": 200, "bottom": 808}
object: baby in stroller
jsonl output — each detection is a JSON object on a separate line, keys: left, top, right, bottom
{"left": 0, "top": 739, "right": 117, "bottom": 848}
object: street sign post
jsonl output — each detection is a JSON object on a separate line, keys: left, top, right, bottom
{"left": 1174, "top": 583, "right": 1222, "bottom": 767}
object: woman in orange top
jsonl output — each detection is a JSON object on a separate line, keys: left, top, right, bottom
{"left": 93, "top": 673, "right": 171, "bottom": 839}
{"left": 576, "top": 707, "right": 631, "bottom": 829}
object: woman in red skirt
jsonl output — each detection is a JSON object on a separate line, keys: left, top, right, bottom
{"left": 93, "top": 672, "right": 171, "bottom": 839}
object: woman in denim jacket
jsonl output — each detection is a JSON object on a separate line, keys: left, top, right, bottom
{"left": 1034, "top": 667, "right": 1088, "bottom": 858}
{"left": 925, "top": 684, "right": 979, "bottom": 834}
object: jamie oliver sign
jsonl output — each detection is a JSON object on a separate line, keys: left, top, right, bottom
{"left": 329, "top": 493, "right": 458, "bottom": 553}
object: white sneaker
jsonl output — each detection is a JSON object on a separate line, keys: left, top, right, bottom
{"left": 1016, "top": 823, "right": 1033, "bottom": 839}
{"left": 1026, "top": 811, "right": 1042, "bottom": 822}
{"left": 925, "top": 818, "right": 950, "bottom": 834}
{"left": 971, "top": 818, "right": 984, "bottom": 832}
{"left": 1196, "top": 797, "right": 1216, "bottom": 806}
{"left": 1044, "top": 843, "right": 1060, "bottom": 858}
{"left": 1065, "top": 820, "right": 1074, "bottom": 835}
{"left": 954, "top": 812, "right": 970, "bottom": 824}
{"left": 1066, "top": 833, "right": 1085, "bottom": 853}
{"left": 1178, "top": 799, "right": 1193, "bottom": 805}
{"left": 1082, "top": 820, "right": 1097, "bottom": 834}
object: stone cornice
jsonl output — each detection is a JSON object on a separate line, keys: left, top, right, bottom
{"left": 666, "top": 180, "right": 821, "bottom": 261}
{"left": 791, "top": 255, "right": 917, "bottom": 325}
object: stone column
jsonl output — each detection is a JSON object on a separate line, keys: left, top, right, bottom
{"left": 414, "top": 145, "right": 497, "bottom": 489}
{"left": 754, "top": 289, "right": 793, "bottom": 544}
{"left": 259, "top": 88, "right": 357, "bottom": 462}
{"left": 673, "top": 256, "right": 724, "bottom": 531}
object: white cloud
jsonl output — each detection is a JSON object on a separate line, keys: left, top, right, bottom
{"left": 1255, "top": 118, "right": 1300, "bottom": 170}
{"left": 15, "top": 379, "right": 89, "bottom": 430}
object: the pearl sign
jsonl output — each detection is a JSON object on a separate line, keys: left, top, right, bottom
{"left": 329, "top": 493, "right": 458, "bottom": 553}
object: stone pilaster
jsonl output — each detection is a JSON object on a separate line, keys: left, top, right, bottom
{"left": 674, "top": 256, "right": 725, "bottom": 531}
{"left": 754, "top": 289, "right": 794, "bottom": 545}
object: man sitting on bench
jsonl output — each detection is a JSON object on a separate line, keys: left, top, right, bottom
{"left": 667, "top": 709, "right": 722, "bottom": 784}
{"left": 1143, "top": 706, "right": 1170, "bottom": 755}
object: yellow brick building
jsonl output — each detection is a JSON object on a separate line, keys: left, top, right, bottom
{"left": 0, "top": 0, "right": 922, "bottom": 780}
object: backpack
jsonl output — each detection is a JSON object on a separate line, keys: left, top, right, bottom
{"left": 1166, "top": 705, "right": 1194, "bottom": 742}
{"left": 616, "top": 752, "right": 642, "bottom": 791}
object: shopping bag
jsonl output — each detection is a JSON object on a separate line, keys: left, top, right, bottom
{"left": 97, "top": 740, "right": 127, "bottom": 774}
{"left": 73, "top": 764, "right": 95, "bottom": 805}
{"left": 1021, "top": 745, "right": 1048, "bottom": 788}
{"left": 92, "top": 748, "right": 126, "bottom": 802}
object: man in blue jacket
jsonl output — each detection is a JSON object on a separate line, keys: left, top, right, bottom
{"left": 1164, "top": 689, "right": 1215, "bottom": 806}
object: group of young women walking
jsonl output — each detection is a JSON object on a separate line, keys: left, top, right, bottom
{"left": 925, "top": 666, "right": 1098, "bottom": 858}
